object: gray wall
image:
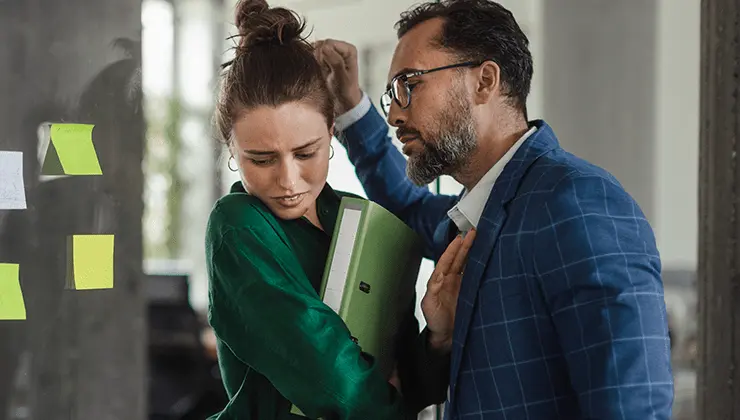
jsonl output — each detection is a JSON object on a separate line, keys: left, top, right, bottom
{"left": 542, "top": 0, "right": 658, "bottom": 221}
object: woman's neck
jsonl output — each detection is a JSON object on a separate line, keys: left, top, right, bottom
{"left": 304, "top": 201, "right": 324, "bottom": 231}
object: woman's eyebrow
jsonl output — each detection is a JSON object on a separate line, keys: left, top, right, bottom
{"left": 243, "top": 137, "right": 322, "bottom": 155}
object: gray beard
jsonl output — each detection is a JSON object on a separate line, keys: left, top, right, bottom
{"left": 406, "top": 108, "right": 477, "bottom": 186}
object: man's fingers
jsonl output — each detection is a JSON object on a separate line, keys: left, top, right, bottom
{"left": 445, "top": 274, "right": 463, "bottom": 296}
{"left": 315, "top": 39, "right": 356, "bottom": 67}
{"left": 449, "top": 229, "right": 476, "bottom": 275}
{"left": 330, "top": 41, "right": 356, "bottom": 61}
{"left": 332, "top": 44, "right": 358, "bottom": 75}
{"left": 427, "top": 275, "right": 442, "bottom": 294}
{"left": 321, "top": 46, "right": 346, "bottom": 71}
{"left": 323, "top": 39, "right": 355, "bottom": 55}
{"left": 314, "top": 47, "right": 325, "bottom": 68}
{"left": 313, "top": 41, "right": 332, "bottom": 66}
{"left": 315, "top": 47, "right": 338, "bottom": 80}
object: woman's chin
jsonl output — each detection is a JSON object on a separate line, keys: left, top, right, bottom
{"left": 270, "top": 202, "right": 310, "bottom": 221}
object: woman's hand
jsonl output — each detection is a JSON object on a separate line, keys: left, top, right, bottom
{"left": 421, "top": 229, "right": 477, "bottom": 352}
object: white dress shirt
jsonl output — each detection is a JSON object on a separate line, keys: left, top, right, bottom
{"left": 335, "top": 92, "right": 373, "bottom": 131}
{"left": 447, "top": 126, "right": 537, "bottom": 232}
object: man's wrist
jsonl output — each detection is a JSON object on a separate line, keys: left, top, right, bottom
{"left": 334, "top": 91, "right": 372, "bottom": 132}
{"left": 338, "top": 88, "right": 363, "bottom": 115}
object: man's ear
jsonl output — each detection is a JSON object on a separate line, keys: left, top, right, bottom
{"left": 473, "top": 60, "right": 501, "bottom": 105}
{"left": 329, "top": 123, "right": 335, "bottom": 138}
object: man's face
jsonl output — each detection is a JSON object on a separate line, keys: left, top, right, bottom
{"left": 386, "top": 18, "right": 478, "bottom": 186}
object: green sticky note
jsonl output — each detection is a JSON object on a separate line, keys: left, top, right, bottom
{"left": 0, "top": 264, "right": 26, "bottom": 320}
{"left": 67, "top": 235, "right": 114, "bottom": 290}
{"left": 47, "top": 124, "right": 102, "bottom": 175}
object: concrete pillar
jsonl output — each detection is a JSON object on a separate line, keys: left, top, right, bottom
{"left": 541, "top": 0, "right": 658, "bottom": 222}
{"left": 0, "top": 0, "right": 146, "bottom": 418}
{"left": 696, "top": 0, "right": 740, "bottom": 417}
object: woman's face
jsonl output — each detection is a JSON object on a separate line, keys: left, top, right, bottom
{"left": 231, "top": 101, "right": 332, "bottom": 221}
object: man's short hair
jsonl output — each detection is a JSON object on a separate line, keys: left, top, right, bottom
{"left": 396, "top": 0, "right": 533, "bottom": 114}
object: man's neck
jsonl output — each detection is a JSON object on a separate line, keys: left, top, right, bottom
{"left": 453, "top": 120, "right": 530, "bottom": 191}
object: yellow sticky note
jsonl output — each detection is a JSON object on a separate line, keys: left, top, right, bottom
{"left": 0, "top": 264, "right": 26, "bottom": 320}
{"left": 67, "top": 235, "right": 114, "bottom": 290}
{"left": 47, "top": 124, "right": 102, "bottom": 175}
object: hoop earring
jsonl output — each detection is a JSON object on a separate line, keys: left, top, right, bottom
{"left": 329, "top": 144, "right": 334, "bottom": 160}
{"left": 227, "top": 155, "right": 238, "bottom": 172}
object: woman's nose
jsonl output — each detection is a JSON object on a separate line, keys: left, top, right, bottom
{"left": 277, "top": 161, "right": 299, "bottom": 190}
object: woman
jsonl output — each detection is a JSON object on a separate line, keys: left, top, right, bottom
{"left": 206, "top": 1, "right": 476, "bottom": 418}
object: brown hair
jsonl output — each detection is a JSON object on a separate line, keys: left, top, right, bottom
{"left": 215, "top": 0, "right": 333, "bottom": 145}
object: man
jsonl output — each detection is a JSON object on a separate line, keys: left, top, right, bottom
{"left": 315, "top": 0, "right": 674, "bottom": 418}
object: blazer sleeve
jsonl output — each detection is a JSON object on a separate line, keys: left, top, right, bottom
{"left": 206, "top": 211, "right": 412, "bottom": 420}
{"left": 337, "top": 100, "right": 459, "bottom": 259}
{"left": 532, "top": 174, "right": 674, "bottom": 419}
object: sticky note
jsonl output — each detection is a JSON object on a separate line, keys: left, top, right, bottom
{"left": 0, "top": 264, "right": 26, "bottom": 320}
{"left": 0, "top": 151, "right": 26, "bottom": 210}
{"left": 66, "top": 235, "right": 114, "bottom": 290}
{"left": 42, "top": 124, "right": 102, "bottom": 176}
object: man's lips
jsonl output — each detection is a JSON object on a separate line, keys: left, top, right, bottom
{"left": 402, "top": 138, "right": 420, "bottom": 155}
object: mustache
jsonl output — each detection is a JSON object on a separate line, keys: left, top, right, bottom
{"left": 396, "top": 128, "right": 423, "bottom": 141}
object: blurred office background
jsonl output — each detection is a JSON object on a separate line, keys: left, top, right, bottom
{"left": 0, "top": 0, "right": 702, "bottom": 418}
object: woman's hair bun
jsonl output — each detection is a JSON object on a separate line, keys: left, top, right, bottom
{"left": 235, "top": 0, "right": 308, "bottom": 48}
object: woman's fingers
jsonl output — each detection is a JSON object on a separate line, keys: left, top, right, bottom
{"left": 436, "top": 234, "right": 463, "bottom": 275}
{"left": 449, "top": 229, "right": 476, "bottom": 275}
{"left": 427, "top": 273, "right": 443, "bottom": 294}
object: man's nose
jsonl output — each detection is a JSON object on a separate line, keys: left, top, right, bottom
{"left": 386, "top": 101, "right": 407, "bottom": 128}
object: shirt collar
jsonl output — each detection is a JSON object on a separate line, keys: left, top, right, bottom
{"left": 447, "top": 126, "right": 537, "bottom": 232}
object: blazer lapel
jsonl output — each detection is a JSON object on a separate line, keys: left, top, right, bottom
{"left": 447, "top": 121, "right": 561, "bottom": 407}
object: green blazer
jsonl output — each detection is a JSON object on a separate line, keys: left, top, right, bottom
{"left": 205, "top": 181, "right": 450, "bottom": 420}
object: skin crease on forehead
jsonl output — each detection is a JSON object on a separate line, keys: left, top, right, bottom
{"left": 230, "top": 101, "right": 333, "bottom": 230}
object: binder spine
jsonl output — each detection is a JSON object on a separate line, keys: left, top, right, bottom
{"left": 338, "top": 202, "right": 372, "bottom": 318}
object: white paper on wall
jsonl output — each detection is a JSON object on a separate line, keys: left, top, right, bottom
{"left": 0, "top": 151, "right": 27, "bottom": 210}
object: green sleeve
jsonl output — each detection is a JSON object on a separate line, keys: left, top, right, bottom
{"left": 207, "top": 212, "right": 410, "bottom": 420}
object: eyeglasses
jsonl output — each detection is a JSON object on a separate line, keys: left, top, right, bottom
{"left": 380, "top": 60, "right": 487, "bottom": 117}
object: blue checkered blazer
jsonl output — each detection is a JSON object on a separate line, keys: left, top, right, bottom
{"left": 339, "top": 104, "right": 674, "bottom": 419}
